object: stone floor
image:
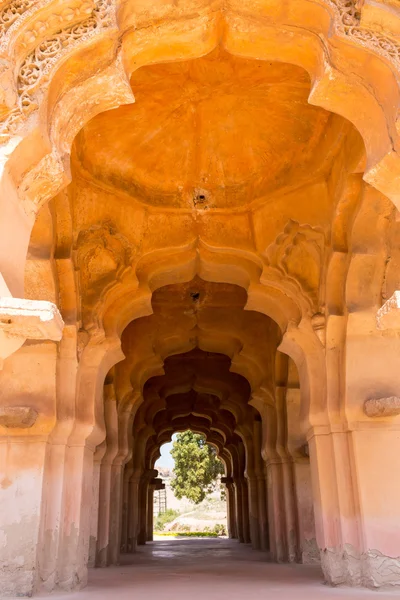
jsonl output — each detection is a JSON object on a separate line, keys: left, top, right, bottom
{"left": 37, "top": 538, "right": 400, "bottom": 599}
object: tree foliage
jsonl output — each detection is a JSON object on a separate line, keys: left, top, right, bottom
{"left": 170, "top": 431, "right": 224, "bottom": 504}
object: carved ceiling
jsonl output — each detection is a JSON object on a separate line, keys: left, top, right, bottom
{"left": 117, "top": 278, "right": 279, "bottom": 397}
{"left": 131, "top": 348, "right": 255, "bottom": 473}
{"left": 74, "top": 49, "right": 343, "bottom": 209}
{"left": 22, "top": 0, "right": 400, "bottom": 470}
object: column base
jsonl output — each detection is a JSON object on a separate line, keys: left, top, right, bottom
{"left": 0, "top": 568, "right": 35, "bottom": 598}
{"left": 301, "top": 538, "right": 320, "bottom": 565}
{"left": 322, "top": 545, "right": 400, "bottom": 588}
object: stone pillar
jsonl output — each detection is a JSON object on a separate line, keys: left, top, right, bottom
{"left": 57, "top": 443, "right": 95, "bottom": 588}
{"left": 0, "top": 300, "right": 63, "bottom": 597}
{"left": 257, "top": 469, "right": 269, "bottom": 551}
{"left": 0, "top": 434, "right": 48, "bottom": 596}
{"left": 127, "top": 473, "right": 141, "bottom": 552}
{"left": 54, "top": 337, "right": 122, "bottom": 590}
{"left": 253, "top": 420, "right": 269, "bottom": 551}
{"left": 108, "top": 460, "right": 125, "bottom": 564}
{"left": 147, "top": 485, "right": 154, "bottom": 542}
{"left": 308, "top": 304, "right": 400, "bottom": 588}
{"left": 88, "top": 444, "right": 106, "bottom": 567}
{"left": 266, "top": 460, "right": 286, "bottom": 561}
{"left": 247, "top": 474, "right": 260, "bottom": 549}
{"left": 222, "top": 478, "right": 237, "bottom": 538}
{"left": 120, "top": 461, "right": 133, "bottom": 553}
{"left": 96, "top": 383, "right": 118, "bottom": 567}
{"left": 137, "top": 476, "right": 148, "bottom": 545}
{"left": 233, "top": 478, "right": 244, "bottom": 543}
{"left": 137, "top": 470, "right": 157, "bottom": 545}
{"left": 281, "top": 459, "right": 298, "bottom": 563}
{"left": 108, "top": 410, "right": 133, "bottom": 564}
{"left": 241, "top": 479, "right": 251, "bottom": 544}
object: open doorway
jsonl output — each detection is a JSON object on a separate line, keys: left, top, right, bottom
{"left": 154, "top": 431, "right": 227, "bottom": 539}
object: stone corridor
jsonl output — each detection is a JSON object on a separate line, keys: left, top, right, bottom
{"left": 3, "top": 0, "right": 400, "bottom": 597}
{"left": 35, "top": 539, "right": 400, "bottom": 600}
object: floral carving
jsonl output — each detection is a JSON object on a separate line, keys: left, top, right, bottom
{"left": 0, "top": 0, "right": 36, "bottom": 38}
{"left": 0, "top": 0, "right": 112, "bottom": 135}
{"left": 265, "top": 220, "right": 326, "bottom": 308}
{"left": 328, "top": 0, "right": 400, "bottom": 68}
{"left": 75, "top": 223, "right": 133, "bottom": 326}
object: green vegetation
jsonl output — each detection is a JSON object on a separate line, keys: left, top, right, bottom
{"left": 171, "top": 431, "right": 224, "bottom": 504}
{"left": 154, "top": 523, "right": 227, "bottom": 537}
{"left": 154, "top": 508, "right": 180, "bottom": 531}
{"left": 154, "top": 531, "right": 219, "bottom": 538}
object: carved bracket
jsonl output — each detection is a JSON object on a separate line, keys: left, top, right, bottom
{"left": 0, "top": 297, "right": 64, "bottom": 367}
{"left": 364, "top": 397, "right": 400, "bottom": 418}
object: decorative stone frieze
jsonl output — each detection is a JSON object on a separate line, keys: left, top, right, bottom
{"left": 364, "top": 397, "right": 400, "bottom": 418}
{"left": 0, "top": 0, "right": 113, "bottom": 135}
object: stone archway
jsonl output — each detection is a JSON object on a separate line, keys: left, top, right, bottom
{"left": 2, "top": 1, "right": 400, "bottom": 597}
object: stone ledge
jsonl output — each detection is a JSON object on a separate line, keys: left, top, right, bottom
{"left": 0, "top": 297, "right": 64, "bottom": 341}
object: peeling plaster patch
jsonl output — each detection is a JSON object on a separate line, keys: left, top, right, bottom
{"left": 364, "top": 397, "right": 400, "bottom": 418}
{"left": 321, "top": 544, "right": 400, "bottom": 588}
{"left": 0, "top": 476, "right": 11, "bottom": 489}
{"left": 0, "top": 515, "right": 39, "bottom": 597}
{"left": 0, "top": 406, "right": 38, "bottom": 428}
{"left": 302, "top": 538, "right": 320, "bottom": 564}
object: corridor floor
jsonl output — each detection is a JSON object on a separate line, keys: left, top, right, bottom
{"left": 37, "top": 538, "right": 400, "bottom": 600}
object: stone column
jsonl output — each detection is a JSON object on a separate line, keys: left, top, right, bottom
{"left": 96, "top": 383, "right": 118, "bottom": 567}
{"left": 108, "top": 410, "right": 133, "bottom": 564}
{"left": 308, "top": 304, "right": 400, "bottom": 588}
{"left": 88, "top": 443, "right": 106, "bottom": 567}
{"left": 247, "top": 474, "right": 260, "bottom": 549}
{"left": 241, "top": 479, "right": 251, "bottom": 544}
{"left": 222, "top": 478, "right": 237, "bottom": 538}
{"left": 292, "top": 456, "right": 319, "bottom": 564}
{"left": 0, "top": 300, "right": 63, "bottom": 598}
{"left": 233, "top": 478, "right": 244, "bottom": 543}
{"left": 120, "top": 461, "right": 133, "bottom": 553}
{"left": 257, "top": 469, "right": 269, "bottom": 551}
{"left": 265, "top": 460, "right": 286, "bottom": 561}
{"left": 137, "top": 470, "right": 157, "bottom": 545}
{"left": 253, "top": 420, "right": 269, "bottom": 551}
{"left": 55, "top": 336, "right": 122, "bottom": 590}
{"left": 127, "top": 472, "right": 141, "bottom": 552}
{"left": 147, "top": 485, "right": 154, "bottom": 542}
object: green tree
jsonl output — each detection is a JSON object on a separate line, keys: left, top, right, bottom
{"left": 171, "top": 431, "right": 224, "bottom": 504}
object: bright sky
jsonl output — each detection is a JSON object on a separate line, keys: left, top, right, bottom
{"left": 155, "top": 435, "right": 176, "bottom": 469}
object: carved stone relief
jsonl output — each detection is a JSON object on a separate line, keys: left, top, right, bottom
{"left": 1, "top": 0, "right": 400, "bottom": 139}
{"left": 75, "top": 222, "right": 132, "bottom": 325}
{"left": 0, "top": 0, "right": 112, "bottom": 135}
{"left": 265, "top": 220, "right": 326, "bottom": 309}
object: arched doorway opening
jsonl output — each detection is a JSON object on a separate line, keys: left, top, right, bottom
{"left": 2, "top": 3, "right": 400, "bottom": 596}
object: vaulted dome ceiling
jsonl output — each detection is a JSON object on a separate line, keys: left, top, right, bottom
{"left": 75, "top": 48, "right": 339, "bottom": 209}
